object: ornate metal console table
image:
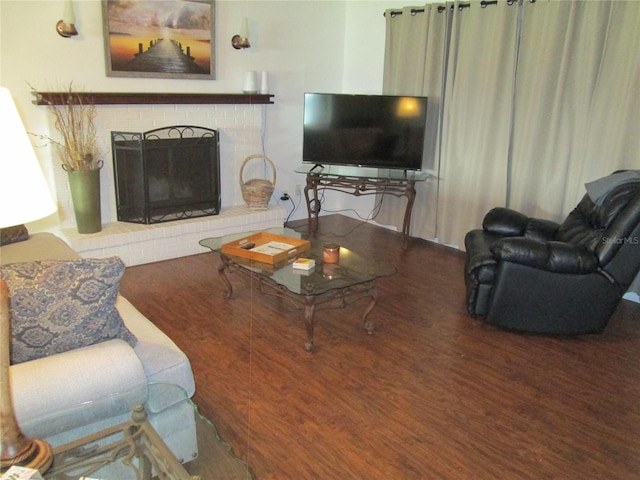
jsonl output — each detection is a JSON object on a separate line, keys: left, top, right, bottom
{"left": 295, "top": 165, "right": 430, "bottom": 249}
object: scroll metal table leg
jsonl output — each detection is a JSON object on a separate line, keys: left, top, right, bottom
{"left": 303, "top": 296, "right": 316, "bottom": 352}
{"left": 217, "top": 260, "right": 233, "bottom": 299}
{"left": 304, "top": 176, "right": 319, "bottom": 235}
{"left": 361, "top": 287, "right": 378, "bottom": 334}
{"left": 401, "top": 180, "right": 416, "bottom": 250}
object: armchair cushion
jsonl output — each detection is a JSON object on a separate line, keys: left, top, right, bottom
{"left": 523, "top": 218, "right": 560, "bottom": 242}
{"left": 13, "top": 339, "right": 148, "bottom": 435}
{"left": 0, "top": 224, "right": 29, "bottom": 245}
{"left": 491, "top": 238, "right": 599, "bottom": 274}
{"left": 0, "top": 257, "right": 137, "bottom": 364}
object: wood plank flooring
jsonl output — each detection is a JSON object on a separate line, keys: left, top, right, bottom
{"left": 119, "top": 214, "right": 640, "bottom": 480}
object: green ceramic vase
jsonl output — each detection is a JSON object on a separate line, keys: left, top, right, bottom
{"left": 67, "top": 169, "right": 102, "bottom": 234}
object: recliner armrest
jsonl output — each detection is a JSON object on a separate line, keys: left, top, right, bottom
{"left": 482, "top": 208, "right": 529, "bottom": 236}
{"left": 491, "top": 237, "right": 599, "bottom": 274}
{"left": 483, "top": 207, "right": 560, "bottom": 240}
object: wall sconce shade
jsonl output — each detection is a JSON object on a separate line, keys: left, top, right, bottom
{"left": 56, "top": 0, "right": 78, "bottom": 37}
{"left": 0, "top": 88, "right": 57, "bottom": 228}
{"left": 232, "top": 18, "right": 251, "bottom": 49}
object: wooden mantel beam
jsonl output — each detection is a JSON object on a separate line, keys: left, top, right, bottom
{"left": 32, "top": 92, "right": 274, "bottom": 106}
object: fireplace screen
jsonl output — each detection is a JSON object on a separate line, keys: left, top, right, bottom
{"left": 111, "top": 126, "right": 220, "bottom": 224}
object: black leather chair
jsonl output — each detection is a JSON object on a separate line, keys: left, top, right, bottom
{"left": 464, "top": 172, "right": 640, "bottom": 335}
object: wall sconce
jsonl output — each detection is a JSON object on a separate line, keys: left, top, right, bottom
{"left": 231, "top": 18, "right": 250, "bottom": 49}
{"left": 56, "top": 0, "right": 78, "bottom": 38}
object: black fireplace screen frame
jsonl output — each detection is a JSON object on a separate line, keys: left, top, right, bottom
{"left": 111, "top": 125, "right": 221, "bottom": 224}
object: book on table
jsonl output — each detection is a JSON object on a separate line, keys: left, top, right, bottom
{"left": 292, "top": 257, "right": 315, "bottom": 270}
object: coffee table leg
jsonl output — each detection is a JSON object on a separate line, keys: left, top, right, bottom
{"left": 303, "top": 296, "right": 316, "bottom": 352}
{"left": 218, "top": 261, "right": 233, "bottom": 299}
{"left": 362, "top": 288, "right": 378, "bottom": 334}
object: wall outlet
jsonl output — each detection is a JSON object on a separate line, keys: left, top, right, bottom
{"left": 295, "top": 184, "right": 302, "bottom": 196}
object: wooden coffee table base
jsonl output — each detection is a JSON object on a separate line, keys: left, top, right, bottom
{"left": 218, "top": 259, "right": 379, "bottom": 352}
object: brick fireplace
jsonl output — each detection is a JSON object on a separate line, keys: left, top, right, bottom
{"left": 44, "top": 98, "right": 285, "bottom": 265}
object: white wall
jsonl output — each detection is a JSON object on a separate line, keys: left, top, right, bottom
{"left": 1, "top": 0, "right": 410, "bottom": 233}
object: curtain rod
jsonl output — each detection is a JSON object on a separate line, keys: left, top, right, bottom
{"left": 385, "top": 4, "right": 470, "bottom": 17}
{"left": 385, "top": 5, "right": 456, "bottom": 17}
{"left": 384, "top": 0, "right": 534, "bottom": 17}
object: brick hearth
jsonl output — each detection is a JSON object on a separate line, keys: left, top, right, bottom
{"left": 58, "top": 205, "right": 286, "bottom": 266}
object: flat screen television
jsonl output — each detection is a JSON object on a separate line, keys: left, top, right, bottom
{"left": 302, "top": 93, "right": 428, "bottom": 171}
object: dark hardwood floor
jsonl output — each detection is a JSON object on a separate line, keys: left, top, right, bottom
{"left": 119, "top": 214, "right": 640, "bottom": 480}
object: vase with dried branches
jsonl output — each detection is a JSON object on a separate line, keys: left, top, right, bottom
{"left": 31, "top": 84, "right": 103, "bottom": 233}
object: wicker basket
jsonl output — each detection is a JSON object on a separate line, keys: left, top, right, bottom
{"left": 240, "top": 154, "right": 276, "bottom": 210}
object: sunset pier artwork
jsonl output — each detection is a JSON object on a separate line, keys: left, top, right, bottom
{"left": 125, "top": 38, "right": 204, "bottom": 74}
{"left": 103, "top": 0, "right": 215, "bottom": 79}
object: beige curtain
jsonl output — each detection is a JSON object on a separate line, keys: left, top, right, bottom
{"left": 508, "top": 0, "right": 640, "bottom": 219}
{"left": 436, "top": 1, "right": 518, "bottom": 247}
{"left": 381, "top": 0, "right": 640, "bottom": 251}
{"left": 378, "top": 4, "right": 448, "bottom": 240}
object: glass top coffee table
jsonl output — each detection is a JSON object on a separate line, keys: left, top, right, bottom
{"left": 37, "top": 383, "right": 253, "bottom": 480}
{"left": 200, "top": 228, "right": 397, "bottom": 352}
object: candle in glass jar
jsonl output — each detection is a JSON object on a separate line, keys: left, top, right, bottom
{"left": 323, "top": 244, "right": 340, "bottom": 264}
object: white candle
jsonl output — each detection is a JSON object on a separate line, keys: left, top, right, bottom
{"left": 240, "top": 18, "right": 249, "bottom": 40}
{"left": 62, "top": 0, "right": 76, "bottom": 24}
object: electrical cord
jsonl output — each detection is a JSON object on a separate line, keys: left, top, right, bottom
{"left": 284, "top": 195, "right": 298, "bottom": 225}
{"left": 312, "top": 185, "right": 388, "bottom": 238}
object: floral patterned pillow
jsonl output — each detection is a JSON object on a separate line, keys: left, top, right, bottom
{"left": 0, "top": 257, "right": 137, "bottom": 365}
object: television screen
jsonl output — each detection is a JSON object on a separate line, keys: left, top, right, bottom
{"left": 302, "top": 93, "right": 428, "bottom": 171}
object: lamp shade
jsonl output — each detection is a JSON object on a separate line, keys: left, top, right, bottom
{"left": 0, "top": 87, "right": 57, "bottom": 228}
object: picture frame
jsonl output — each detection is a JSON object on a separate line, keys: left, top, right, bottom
{"left": 102, "top": 0, "right": 215, "bottom": 80}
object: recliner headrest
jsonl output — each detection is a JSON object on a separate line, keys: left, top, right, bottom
{"left": 558, "top": 182, "right": 640, "bottom": 264}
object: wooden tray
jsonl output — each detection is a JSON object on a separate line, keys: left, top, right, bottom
{"left": 221, "top": 232, "right": 310, "bottom": 264}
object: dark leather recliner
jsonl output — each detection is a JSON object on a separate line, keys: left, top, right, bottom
{"left": 464, "top": 172, "right": 640, "bottom": 335}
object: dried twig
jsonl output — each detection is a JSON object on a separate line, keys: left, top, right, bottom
{"left": 30, "top": 83, "right": 101, "bottom": 171}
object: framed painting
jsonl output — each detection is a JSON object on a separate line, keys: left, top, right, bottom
{"left": 102, "top": 0, "right": 215, "bottom": 80}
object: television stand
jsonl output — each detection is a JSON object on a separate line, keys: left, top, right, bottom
{"left": 295, "top": 165, "right": 430, "bottom": 249}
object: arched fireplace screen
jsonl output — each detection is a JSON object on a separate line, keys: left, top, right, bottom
{"left": 111, "top": 126, "right": 221, "bottom": 224}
